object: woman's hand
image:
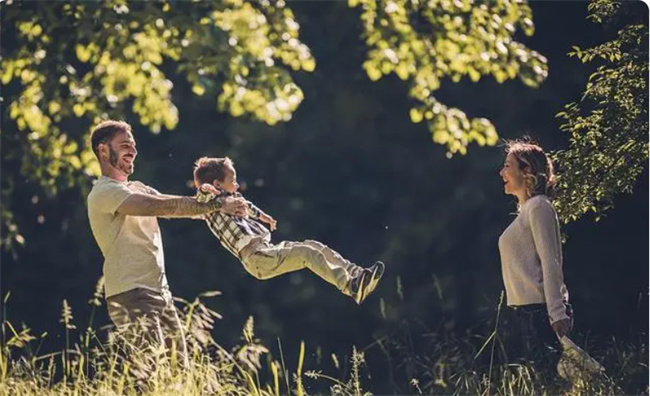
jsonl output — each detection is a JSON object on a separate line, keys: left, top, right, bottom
{"left": 551, "top": 318, "right": 572, "bottom": 338}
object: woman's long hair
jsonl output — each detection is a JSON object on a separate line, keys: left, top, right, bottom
{"left": 505, "top": 139, "right": 557, "bottom": 200}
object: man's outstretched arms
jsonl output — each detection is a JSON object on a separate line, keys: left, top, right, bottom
{"left": 117, "top": 193, "right": 247, "bottom": 218}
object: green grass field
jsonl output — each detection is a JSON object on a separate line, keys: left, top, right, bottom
{"left": 1, "top": 293, "right": 647, "bottom": 396}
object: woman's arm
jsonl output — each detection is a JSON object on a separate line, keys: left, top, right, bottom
{"left": 529, "top": 200, "right": 571, "bottom": 325}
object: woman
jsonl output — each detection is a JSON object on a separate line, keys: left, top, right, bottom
{"left": 497, "top": 139, "right": 573, "bottom": 377}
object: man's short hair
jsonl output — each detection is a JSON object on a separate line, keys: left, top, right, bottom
{"left": 193, "top": 157, "right": 234, "bottom": 185}
{"left": 89, "top": 120, "right": 131, "bottom": 157}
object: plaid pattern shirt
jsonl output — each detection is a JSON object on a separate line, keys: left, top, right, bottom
{"left": 198, "top": 190, "right": 270, "bottom": 258}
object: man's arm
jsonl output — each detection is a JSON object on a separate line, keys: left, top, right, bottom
{"left": 149, "top": 187, "right": 219, "bottom": 219}
{"left": 152, "top": 193, "right": 207, "bottom": 219}
{"left": 116, "top": 193, "right": 246, "bottom": 218}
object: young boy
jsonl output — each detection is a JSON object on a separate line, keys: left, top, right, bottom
{"left": 193, "top": 156, "right": 384, "bottom": 304}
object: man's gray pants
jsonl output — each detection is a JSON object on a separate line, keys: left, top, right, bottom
{"left": 107, "top": 287, "right": 188, "bottom": 368}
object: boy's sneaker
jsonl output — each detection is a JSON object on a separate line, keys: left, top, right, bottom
{"left": 350, "top": 270, "right": 371, "bottom": 305}
{"left": 363, "top": 261, "right": 384, "bottom": 301}
{"left": 350, "top": 261, "right": 385, "bottom": 305}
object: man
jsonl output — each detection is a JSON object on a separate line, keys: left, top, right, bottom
{"left": 86, "top": 120, "right": 246, "bottom": 363}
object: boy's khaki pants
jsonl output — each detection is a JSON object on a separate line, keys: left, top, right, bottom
{"left": 240, "top": 239, "right": 361, "bottom": 295}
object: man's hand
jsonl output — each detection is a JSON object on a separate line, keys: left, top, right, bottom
{"left": 196, "top": 184, "right": 246, "bottom": 216}
{"left": 219, "top": 196, "right": 248, "bottom": 217}
{"left": 259, "top": 213, "right": 277, "bottom": 231}
{"left": 551, "top": 318, "right": 572, "bottom": 338}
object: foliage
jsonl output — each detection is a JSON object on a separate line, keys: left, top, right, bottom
{"left": 1, "top": 1, "right": 647, "bottom": 373}
{"left": 349, "top": 0, "right": 548, "bottom": 155}
{"left": 0, "top": 0, "right": 551, "bottom": 249}
{"left": 553, "top": 0, "right": 648, "bottom": 223}
{"left": 0, "top": 0, "right": 314, "bottom": 250}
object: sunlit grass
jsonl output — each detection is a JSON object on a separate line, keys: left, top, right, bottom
{"left": 0, "top": 288, "right": 647, "bottom": 396}
{"left": 1, "top": 294, "right": 290, "bottom": 396}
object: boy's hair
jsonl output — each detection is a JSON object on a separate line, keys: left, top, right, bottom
{"left": 194, "top": 157, "right": 234, "bottom": 185}
{"left": 89, "top": 120, "right": 131, "bottom": 157}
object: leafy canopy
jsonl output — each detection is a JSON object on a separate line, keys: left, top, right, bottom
{"left": 553, "top": 0, "right": 648, "bottom": 223}
{"left": 350, "top": 0, "right": 548, "bottom": 155}
{"left": 0, "top": 0, "right": 314, "bottom": 248}
{"left": 1, "top": 0, "right": 547, "bottom": 248}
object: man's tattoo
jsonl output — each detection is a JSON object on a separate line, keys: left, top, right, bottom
{"left": 157, "top": 196, "right": 220, "bottom": 218}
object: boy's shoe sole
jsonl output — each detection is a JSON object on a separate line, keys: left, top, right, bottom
{"left": 353, "top": 271, "right": 371, "bottom": 305}
{"left": 358, "top": 261, "right": 385, "bottom": 304}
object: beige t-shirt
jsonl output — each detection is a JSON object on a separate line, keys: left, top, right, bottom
{"left": 87, "top": 176, "right": 168, "bottom": 298}
{"left": 498, "top": 195, "right": 569, "bottom": 323}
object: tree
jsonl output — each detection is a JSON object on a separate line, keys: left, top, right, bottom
{"left": 0, "top": 0, "right": 315, "bottom": 249}
{"left": 553, "top": 0, "right": 648, "bottom": 223}
{"left": 0, "top": 0, "right": 547, "bottom": 249}
{"left": 350, "top": 0, "right": 548, "bottom": 155}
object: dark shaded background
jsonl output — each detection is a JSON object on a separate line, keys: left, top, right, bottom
{"left": 1, "top": 0, "right": 647, "bottom": 391}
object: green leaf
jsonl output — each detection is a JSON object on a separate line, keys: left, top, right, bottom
{"left": 409, "top": 108, "right": 423, "bottom": 123}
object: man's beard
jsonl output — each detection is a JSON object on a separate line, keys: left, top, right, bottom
{"left": 109, "top": 146, "right": 133, "bottom": 174}
{"left": 109, "top": 147, "right": 119, "bottom": 168}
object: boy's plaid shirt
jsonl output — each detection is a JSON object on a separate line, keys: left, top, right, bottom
{"left": 197, "top": 189, "right": 270, "bottom": 258}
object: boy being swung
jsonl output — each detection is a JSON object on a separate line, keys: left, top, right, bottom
{"left": 193, "top": 157, "right": 384, "bottom": 304}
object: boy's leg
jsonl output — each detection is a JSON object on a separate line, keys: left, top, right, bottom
{"left": 302, "top": 239, "right": 362, "bottom": 277}
{"left": 242, "top": 240, "right": 358, "bottom": 293}
{"left": 301, "top": 240, "right": 385, "bottom": 302}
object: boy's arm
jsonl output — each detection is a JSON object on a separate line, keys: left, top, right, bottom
{"left": 246, "top": 199, "right": 277, "bottom": 231}
{"left": 245, "top": 200, "right": 265, "bottom": 219}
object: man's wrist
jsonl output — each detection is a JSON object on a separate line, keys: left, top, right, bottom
{"left": 196, "top": 188, "right": 214, "bottom": 203}
{"left": 211, "top": 196, "right": 224, "bottom": 211}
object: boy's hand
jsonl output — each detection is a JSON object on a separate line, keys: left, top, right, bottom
{"left": 260, "top": 213, "right": 277, "bottom": 231}
{"left": 196, "top": 183, "right": 220, "bottom": 203}
{"left": 199, "top": 183, "right": 221, "bottom": 196}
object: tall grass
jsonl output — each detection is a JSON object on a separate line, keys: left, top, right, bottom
{"left": 0, "top": 288, "right": 647, "bottom": 396}
{"left": 0, "top": 288, "right": 375, "bottom": 396}
{"left": 372, "top": 318, "right": 648, "bottom": 396}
